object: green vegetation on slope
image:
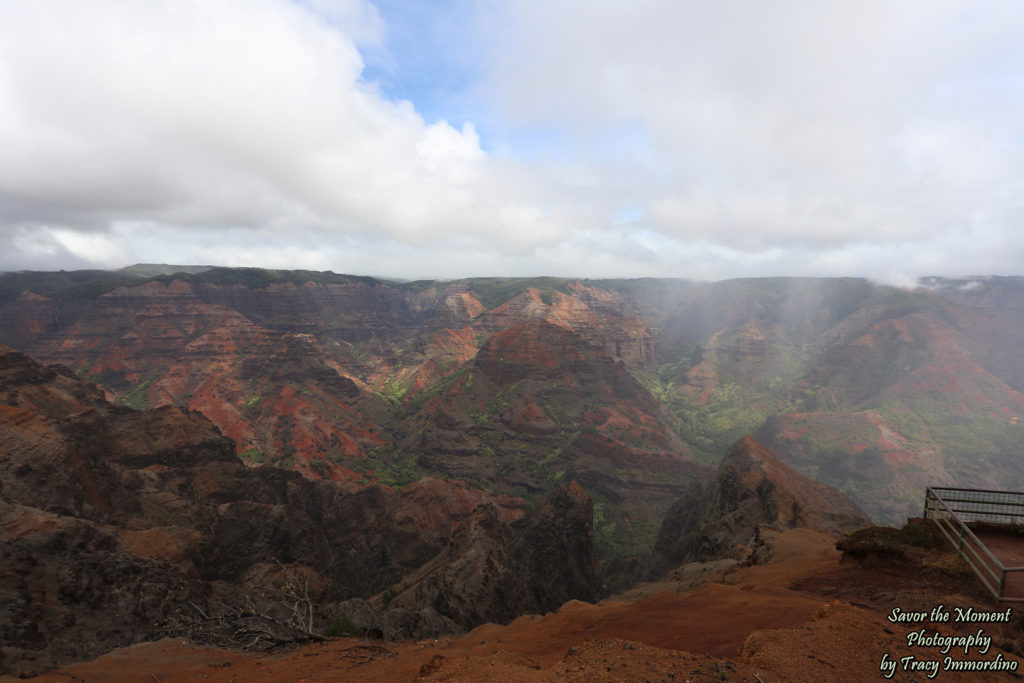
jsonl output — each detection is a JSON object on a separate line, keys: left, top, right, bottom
{"left": 152, "top": 267, "right": 385, "bottom": 289}
{"left": 118, "top": 377, "right": 155, "bottom": 411}
{"left": 0, "top": 270, "right": 145, "bottom": 305}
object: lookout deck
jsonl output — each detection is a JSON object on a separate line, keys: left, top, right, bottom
{"left": 924, "top": 487, "right": 1024, "bottom": 602}
{"left": 972, "top": 526, "right": 1024, "bottom": 600}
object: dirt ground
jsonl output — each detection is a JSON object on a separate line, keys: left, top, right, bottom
{"left": 7, "top": 528, "right": 1023, "bottom": 682}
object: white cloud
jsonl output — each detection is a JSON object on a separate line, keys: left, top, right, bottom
{"left": 480, "top": 0, "right": 1024, "bottom": 261}
{"left": 0, "top": 0, "right": 507, "bottom": 245}
{"left": 0, "top": 0, "right": 1022, "bottom": 280}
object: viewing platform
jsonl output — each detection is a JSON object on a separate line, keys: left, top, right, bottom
{"left": 924, "top": 487, "right": 1024, "bottom": 602}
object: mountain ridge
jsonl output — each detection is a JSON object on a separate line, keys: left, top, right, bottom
{"left": 4, "top": 267, "right": 1024, "bottom": 532}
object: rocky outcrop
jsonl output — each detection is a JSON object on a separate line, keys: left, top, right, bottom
{"left": 651, "top": 436, "right": 870, "bottom": 572}
{"left": 405, "top": 319, "right": 711, "bottom": 560}
{"left": 647, "top": 480, "right": 709, "bottom": 576}
{"left": 475, "top": 286, "right": 655, "bottom": 368}
{"left": 0, "top": 345, "right": 524, "bottom": 676}
{"left": 425, "top": 284, "right": 485, "bottom": 330}
{"left": 360, "top": 482, "right": 600, "bottom": 636}
{"left": 0, "top": 499, "right": 219, "bottom": 676}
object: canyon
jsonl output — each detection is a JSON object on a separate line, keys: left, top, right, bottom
{"left": 3, "top": 267, "right": 1024, "bottom": 677}
{"left": 3, "top": 268, "right": 1024, "bottom": 528}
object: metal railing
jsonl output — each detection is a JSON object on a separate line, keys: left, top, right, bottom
{"left": 924, "top": 487, "right": 1024, "bottom": 602}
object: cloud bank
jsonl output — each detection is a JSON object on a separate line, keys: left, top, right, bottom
{"left": 1, "top": 0, "right": 1022, "bottom": 282}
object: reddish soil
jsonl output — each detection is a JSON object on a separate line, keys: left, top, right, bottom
{"left": 13, "top": 527, "right": 1022, "bottom": 682}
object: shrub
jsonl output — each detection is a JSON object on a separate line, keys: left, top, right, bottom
{"left": 324, "top": 616, "right": 361, "bottom": 638}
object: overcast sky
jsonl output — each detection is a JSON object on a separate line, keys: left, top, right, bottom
{"left": 1, "top": 0, "right": 1022, "bottom": 283}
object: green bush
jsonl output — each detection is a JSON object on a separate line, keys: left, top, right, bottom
{"left": 324, "top": 616, "right": 361, "bottom": 638}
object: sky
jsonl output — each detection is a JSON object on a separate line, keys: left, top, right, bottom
{"left": 1, "top": 0, "right": 1023, "bottom": 283}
